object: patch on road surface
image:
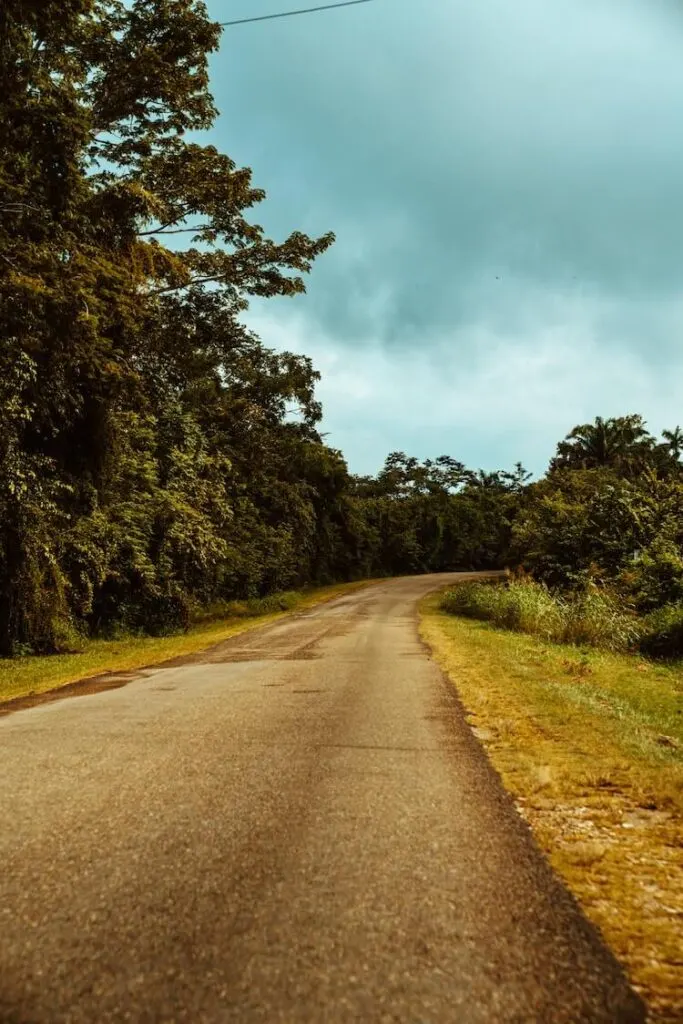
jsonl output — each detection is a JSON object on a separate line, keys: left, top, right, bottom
{"left": 0, "top": 670, "right": 145, "bottom": 718}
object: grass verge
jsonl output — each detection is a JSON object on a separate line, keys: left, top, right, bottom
{"left": 0, "top": 581, "right": 377, "bottom": 706}
{"left": 420, "top": 593, "right": 683, "bottom": 1024}
{"left": 442, "top": 577, "right": 640, "bottom": 652}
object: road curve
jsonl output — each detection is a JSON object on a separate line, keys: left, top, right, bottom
{"left": 0, "top": 574, "right": 644, "bottom": 1023}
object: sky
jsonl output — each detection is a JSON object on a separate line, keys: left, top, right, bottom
{"left": 204, "top": 0, "right": 683, "bottom": 476}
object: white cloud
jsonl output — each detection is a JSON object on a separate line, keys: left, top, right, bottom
{"left": 211, "top": 0, "right": 683, "bottom": 471}
{"left": 247, "top": 292, "right": 683, "bottom": 475}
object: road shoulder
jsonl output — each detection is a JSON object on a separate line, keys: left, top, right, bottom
{"left": 420, "top": 592, "right": 683, "bottom": 1024}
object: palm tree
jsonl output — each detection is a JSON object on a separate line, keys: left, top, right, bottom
{"left": 469, "top": 469, "right": 505, "bottom": 489}
{"left": 552, "top": 416, "right": 615, "bottom": 469}
{"left": 662, "top": 426, "right": 683, "bottom": 461}
{"left": 551, "top": 415, "right": 653, "bottom": 475}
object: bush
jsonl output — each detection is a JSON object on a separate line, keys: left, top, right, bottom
{"left": 191, "top": 590, "right": 303, "bottom": 625}
{"left": 622, "top": 539, "right": 683, "bottom": 612}
{"left": 441, "top": 578, "right": 638, "bottom": 653}
{"left": 441, "top": 581, "right": 502, "bottom": 620}
{"left": 561, "top": 586, "right": 640, "bottom": 652}
{"left": 638, "top": 604, "right": 683, "bottom": 660}
{"left": 441, "top": 579, "right": 564, "bottom": 640}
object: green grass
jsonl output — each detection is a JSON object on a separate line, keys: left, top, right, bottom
{"left": 421, "top": 595, "right": 683, "bottom": 1023}
{"left": 0, "top": 581, "right": 376, "bottom": 705}
{"left": 442, "top": 577, "right": 640, "bottom": 652}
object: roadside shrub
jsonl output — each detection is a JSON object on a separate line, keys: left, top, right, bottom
{"left": 622, "top": 539, "right": 683, "bottom": 613}
{"left": 441, "top": 581, "right": 502, "bottom": 621}
{"left": 638, "top": 603, "right": 683, "bottom": 660}
{"left": 442, "top": 579, "right": 563, "bottom": 640}
{"left": 560, "top": 585, "right": 640, "bottom": 652}
{"left": 442, "top": 578, "right": 638, "bottom": 652}
{"left": 191, "top": 591, "right": 303, "bottom": 625}
{"left": 498, "top": 580, "right": 565, "bottom": 638}
{"left": 227, "top": 592, "right": 301, "bottom": 617}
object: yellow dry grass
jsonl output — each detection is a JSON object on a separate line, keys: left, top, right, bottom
{"left": 420, "top": 595, "right": 683, "bottom": 1024}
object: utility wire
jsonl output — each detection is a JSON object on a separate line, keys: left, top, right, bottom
{"left": 220, "top": 0, "right": 375, "bottom": 28}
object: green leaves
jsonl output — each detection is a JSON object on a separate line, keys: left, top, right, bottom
{"left": 4, "top": 0, "right": 681, "bottom": 656}
{"left": 86, "top": 0, "right": 220, "bottom": 160}
{"left": 0, "top": 0, "right": 339, "bottom": 651}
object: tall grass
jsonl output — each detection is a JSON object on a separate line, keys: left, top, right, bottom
{"left": 639, "top": 603, "right": 683, "bottom": 660}
{"left": 441, "top": 579, "right": 640, "bottom": 653}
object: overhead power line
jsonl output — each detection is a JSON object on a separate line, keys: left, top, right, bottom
{"left": 220, "top": 0, "right": 375, "bottom": 28}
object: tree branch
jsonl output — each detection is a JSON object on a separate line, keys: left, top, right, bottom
{"left": 0, "top": 203, "right": 41, "bottom": 214}
{"left": 147, "top": 274, "right": 227, "bottom": 296}
{"left": 137, "top": 208, "right": 194, "bottom": 235}
{"left": 138, "top": 224, "right": 207, "bottom": 236}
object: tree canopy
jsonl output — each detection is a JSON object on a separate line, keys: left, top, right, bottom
{"left": 2, "top": 3, "right": 682, "bottom": 656}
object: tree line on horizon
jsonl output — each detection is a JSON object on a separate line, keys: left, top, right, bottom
{"left": 2, "top": 1, "right": 683, "bottom": 656}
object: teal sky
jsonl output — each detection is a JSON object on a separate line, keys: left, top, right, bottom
{"left": 204, "top": 0, "right": 683, "bottom": 475}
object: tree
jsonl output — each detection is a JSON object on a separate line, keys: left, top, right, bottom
{"left": 0, "top": 0, "right": 334, "bottom": 651}
{"left": 660, "top": 426, "right": 683, "bottom": 467}
{"left": 550, "top": 415, "right": 655, "bottom": 477}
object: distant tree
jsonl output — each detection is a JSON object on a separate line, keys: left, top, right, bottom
{"left": 662, "top": 426, "right": 683, "bottom": 462}
{"left": 550, "top": 415, "right": 655, "bottom": 477}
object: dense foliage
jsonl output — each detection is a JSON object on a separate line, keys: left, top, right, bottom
{"left": 513, "top": 415, "right": 683, "bottom": 611}
{"left": 3, "top": 4, "right": 682, "bottom": 658}
{"left": 445, "top": 415, "right": 683, "bottom": 658}
{"left": 0, "top": 0, "right": 528, "bottom": 655}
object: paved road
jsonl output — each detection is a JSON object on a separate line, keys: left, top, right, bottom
{"left": 0, "top": 574, "right": 644, "bottom": 1023}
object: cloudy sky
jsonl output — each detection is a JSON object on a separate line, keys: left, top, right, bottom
{"left": 205, "top": 0, "right": 683, "bottom": 476}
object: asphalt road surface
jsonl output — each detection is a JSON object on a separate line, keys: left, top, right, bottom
{"left": 0, "top": 574, "right": 645, "bottom": 1023}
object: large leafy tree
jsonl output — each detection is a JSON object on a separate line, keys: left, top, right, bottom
{"left": 0, "top": 0, "right": 334, "bottom": 651}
